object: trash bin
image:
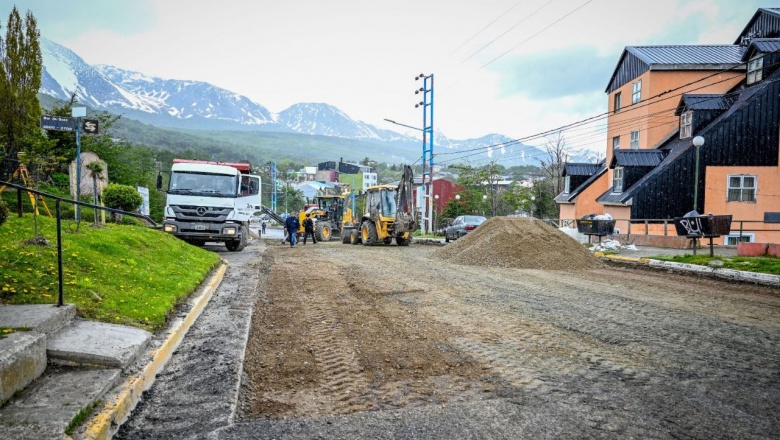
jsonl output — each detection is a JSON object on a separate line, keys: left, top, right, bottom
{"left": 576, "top": 219, "right": 616, "bottom": 236}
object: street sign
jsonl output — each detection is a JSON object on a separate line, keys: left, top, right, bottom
{"left": 82, "top": 119, "right": 99, "bottom": 134}
{"left": 41, "top": 115, "right": 74, "bottom": 132}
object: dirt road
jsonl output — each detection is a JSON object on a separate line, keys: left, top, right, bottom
{"left": 237, "top": 239, "right": 780, "bottom": 438}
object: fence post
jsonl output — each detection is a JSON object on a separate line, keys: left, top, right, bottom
{"left": 644, "top": 220, "right": 649, "bottom": 235}
{"left": 56, "top": 199, "right": 64, "bottom": 307}
{"left": 663, "top": 220, "right": 668, "bottom": 236}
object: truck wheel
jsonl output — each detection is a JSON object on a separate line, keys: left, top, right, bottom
{"left": 361, "top": 221, "right": 378, "bottom": 246}
{"left": 383, "top": 237, "right": 393, "bottom": 245}
{"left": 350, "top": 229, "right": 361, "bottom": 245}
{"left": 342, "top": 229, "right": 351, "bottom": 244}
{"left": 396, "top": 235, "right": 412, "bottom": 246}
{"left": 226, "top": 225, "right": 248, "bottom": 251}
{"left": 315, "top": 222, "right": 332, "bottom": 242}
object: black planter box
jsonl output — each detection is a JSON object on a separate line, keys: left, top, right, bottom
{"left": 673, "top": 215, "right": 732, "bottom": 237}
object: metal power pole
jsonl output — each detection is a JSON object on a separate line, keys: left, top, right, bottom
{"left": 72, "top": 106, "right": 86, "bottom": 221}
{"left": 270, "top": 161, "right": 277, "bottom": 211}
{"left": 415, "top": 73, "right": 434, "bottom": 234}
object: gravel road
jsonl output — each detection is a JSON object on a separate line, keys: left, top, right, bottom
{"left": 118, "top": 236, "right": 780, "bottom": 439}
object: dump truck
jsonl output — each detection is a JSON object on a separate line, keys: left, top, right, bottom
{"left": 159, "top": 159, "right": 261, "bottom": 251}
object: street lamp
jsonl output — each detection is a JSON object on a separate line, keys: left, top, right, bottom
{"left": 692, "top": 135, "right": 704, "bottom": 213}
{"left": 530, "top": 195, "right": 536, "bottom": 218}
{"left": 455, "top": 194, "right": 461, "bottom": 217}
{"left": 482, "top": 194, "right": 487, "bottom": 217}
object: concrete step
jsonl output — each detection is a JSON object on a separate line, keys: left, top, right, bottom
{"left": 0, "top": 304, "right": 77, "bottom": 337}
{"left": 47, "top": 320, "right": 152, "bottom": 369}
{"left": 0, "top": 304, "right": 77, "bottom": 404}
{"left": 0, "top": 366, "right": 121, "bottom": 440}
{"left": 0, "top": 332, "right": 47, "bottom": 403}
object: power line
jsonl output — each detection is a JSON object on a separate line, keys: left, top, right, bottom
{"left": 436, "top": 55, "right": 779, "bottom": 162}
{"left": 460, "top": 0, "right": 555, "bottom": 64}
{"left": 480, "top": 0, "right": 594, "bottom": 70}
{"left": 450, "top": 0, "right": 525, "bottom": 56}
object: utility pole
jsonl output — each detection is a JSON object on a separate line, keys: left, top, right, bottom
{"left": 72, "top": 106, "right": 86, "bottom": 221}
{"left": 269, "top": 161, "right": 277, "bottom": 211}
{"left": 415, "top": 73, "right": 434, "bottom": 234}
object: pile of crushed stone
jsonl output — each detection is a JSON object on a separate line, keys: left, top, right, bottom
{"left": 436, "top": 217, "right": 601, "bottom": 270}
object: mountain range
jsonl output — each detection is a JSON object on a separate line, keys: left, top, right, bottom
{"left": 39, "top": 37, "right": 600, "bottom": 166}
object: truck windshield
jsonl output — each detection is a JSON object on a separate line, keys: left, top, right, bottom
{"left": 169, "top": 171, "right": 236, "bottom": 197}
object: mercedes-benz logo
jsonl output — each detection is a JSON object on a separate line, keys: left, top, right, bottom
{"left": 196, "top": 207, "right": 207, "bottom": 216}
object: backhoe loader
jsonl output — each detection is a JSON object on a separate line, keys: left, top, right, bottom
{"left": 342, "top": 165, "right": 416, "bottom": 246}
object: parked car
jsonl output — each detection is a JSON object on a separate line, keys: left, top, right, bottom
{"left": 444, "top": 215, "right": 487, "bottom": 242}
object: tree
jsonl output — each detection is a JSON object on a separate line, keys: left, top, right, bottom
{"left": 0, "top": 7, "right": 42, "bottom": 161}
{"left": 537, "top": 131, "right": 569, "bottom": 219}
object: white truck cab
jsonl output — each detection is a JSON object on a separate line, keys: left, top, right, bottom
{"left": 161, "top": 159, "right": 261, "bottom": 251}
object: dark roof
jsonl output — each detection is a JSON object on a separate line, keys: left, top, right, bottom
{"left": 609, "top": 149, "right": 666, "bottom": 168}
{"left": 555, "top": 165, "right": 606, "bottom": 204}
{"left": 742, "top": 38, "right": 780, "bottom": 60}
{"left": 675, "top": 94, "right": 733, "bottom": 115}
{"left": 606, "top": 45, "right": 745, "bottom": 92}
{"left": 735, "top": 8, "right": 780, "bottom": 44}
{"left": 626, "top": 45, "right": 746, "bottom": 68}
{"left": 562, "top": 162, "right": 601, "bottom": 177}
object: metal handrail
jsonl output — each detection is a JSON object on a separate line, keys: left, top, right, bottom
{"left": 1, "top": 179, "right": 158, "bottom": 307}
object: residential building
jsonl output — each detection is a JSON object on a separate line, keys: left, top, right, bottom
{"left": 557, "top": 7, "right": 780, "bottom": 245}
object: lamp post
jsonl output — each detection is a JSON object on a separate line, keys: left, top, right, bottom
{"left": 482, "top": 194, "right": 488, "bottom": 216}
{"left": 455, "top": 194, "right": 461, "bottom": 217}
{"left": 530, "top": 195, "right": 536, "bottom": 218}
{"left": 692, "top": 136, "right": 704, "bottom": 213}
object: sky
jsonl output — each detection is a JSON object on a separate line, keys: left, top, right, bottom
{"left": 9, "top": 0, "right": 780, "bottom": 151}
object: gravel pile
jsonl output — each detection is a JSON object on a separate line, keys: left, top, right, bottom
{"left": 437, "top": 217, "right": 600, "bottom": 270}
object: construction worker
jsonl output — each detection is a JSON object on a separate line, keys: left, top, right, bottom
{"left": 284, "top": 212, "right": 300, "bottom": 247}
{"left": 302, "top": 214, "right": 317, "bottom": 245}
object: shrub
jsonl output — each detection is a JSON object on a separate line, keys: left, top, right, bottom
{"left": 0, "top": 200, "right": 8, "bottom": 226}
{"left": 103, "top": 184, "right": 143, "bottom": 213}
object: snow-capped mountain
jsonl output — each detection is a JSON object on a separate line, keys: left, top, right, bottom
{"left": 39, "top": 37, "right": 598, "bottom": 167}
{"left": 276, "top": 103, "right": 383, "bottom": 140}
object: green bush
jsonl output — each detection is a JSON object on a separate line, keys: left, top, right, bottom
{"left": 0, "top": 200, "right": 8, "bottom": 226}
{"left": 50, "top": 172, "right": 69, "bottom": 189}
{"left": 103, "top": 184, "right": 143, "bottom": 213}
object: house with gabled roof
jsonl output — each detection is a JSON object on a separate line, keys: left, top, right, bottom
{"left": 557, "top": 7, "right": 780, "bottom": 246}
{"left": 554, "top": 161, "right": 607, "bottom": 223}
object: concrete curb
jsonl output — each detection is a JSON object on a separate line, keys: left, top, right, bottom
{"left": 75, "top": 262, "right": 229, "bottom": 440}
{"left": 595, "top": 253, "right": 780, "bottom": 286}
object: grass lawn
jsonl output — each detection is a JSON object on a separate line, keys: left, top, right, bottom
{"left": 0, "top": 214, "right": 221, "bottom": 331}
{"left": 652, "top": 254, "right": 780, "bottom": 275}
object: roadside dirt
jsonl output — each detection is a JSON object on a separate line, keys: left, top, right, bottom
{"left": 238, "top": 230, "right": 780, "bottom": 437}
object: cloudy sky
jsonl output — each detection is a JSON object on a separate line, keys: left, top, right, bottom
{"left": 13, "top": 0, "right": 777, "bottom": 151}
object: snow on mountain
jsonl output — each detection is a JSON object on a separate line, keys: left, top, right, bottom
{"left": 276, "top": 103, "right": 383, "bottom": 139}
{"left": 38, "top": 38, "right": 602, "bottom": 167}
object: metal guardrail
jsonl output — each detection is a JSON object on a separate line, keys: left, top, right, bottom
{"left": 1, "top": 179, "right": 158, "bottom": 307}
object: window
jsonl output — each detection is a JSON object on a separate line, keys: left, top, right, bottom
{"left": 564, "top": 175, "right": 571, "bottom": 193}
{"left": 612, "top": 136, "right": 620, "bottom": 152}
{"left": 630, "top": 130, "right": 640, "bottom": 149}
{"left": 680, "top": 111, "right": 692, "bottom": 139}
{"left": 613, "top": 92, "right": 622, "bottom": 113}
{"left": 727, "top": 175, "right": 756, "bottom": 202}
{"left": 632, "top": 80, "right": 642, "bottom": 104}
{"left": 725, "top": 233, "right": 753, "bottom": 246}
{"left": 747, "top": 55, "right": 763, "bottom": 85}
{"left": 613, "top": 167, "right": 624, "bottom": 193}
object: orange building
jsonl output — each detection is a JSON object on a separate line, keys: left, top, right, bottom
{"left": 557, "top": 7, "right": 780, "bottom": 246}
